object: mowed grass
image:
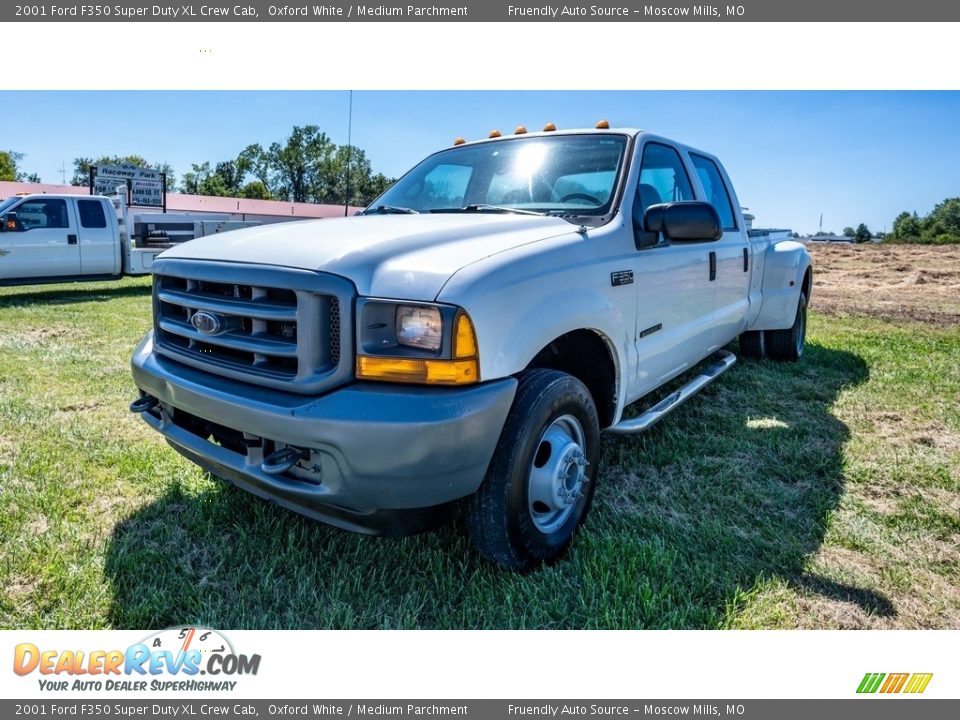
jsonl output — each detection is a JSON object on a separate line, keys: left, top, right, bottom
{"left": 1, "top": 277, "right": 958, "bottom": 629}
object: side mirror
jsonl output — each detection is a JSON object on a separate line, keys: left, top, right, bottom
{"left": 644, "top": 202, "right": 722, "bottom": 243}
{"left": 1, "top": 212, "right": 20, "bottom": 233}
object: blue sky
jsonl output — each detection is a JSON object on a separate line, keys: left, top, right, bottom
{"left": 3, "top": 90, "right": 958, "bottom": 235}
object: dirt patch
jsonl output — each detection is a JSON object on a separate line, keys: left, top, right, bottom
{"left": 864, "top": 410, "right": 960, "bottom": 454}
{"left": 807, "top": 243, "right": 960, "bottom": 325}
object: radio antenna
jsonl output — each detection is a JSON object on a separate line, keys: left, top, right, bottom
{"left": 344, "top": 90, "right": 353, "bottom": 216}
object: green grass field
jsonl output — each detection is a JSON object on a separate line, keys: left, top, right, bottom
{"left": 1, "top": 277, "right": 958, "bottom": 629}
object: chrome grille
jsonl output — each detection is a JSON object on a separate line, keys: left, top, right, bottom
{"left": 151, "top": 259, "right": 354, "bottom": 394}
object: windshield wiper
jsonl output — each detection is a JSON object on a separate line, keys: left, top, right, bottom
{"left": 431, "top": 204, "right": 548, "bottom": 217}
{"left": 364, "top": 205, "right": 419, "bottom": 215}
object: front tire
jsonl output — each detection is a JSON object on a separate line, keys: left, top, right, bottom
{"left": 466, "top": 369, "right": 601, "bottom": 571}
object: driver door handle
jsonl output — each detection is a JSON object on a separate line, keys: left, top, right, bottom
{"left": 67, "top": 234, "right": 78, "bottom": 245}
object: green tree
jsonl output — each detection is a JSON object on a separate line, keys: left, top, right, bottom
{"left": 182, "top": 159, "right": 272, "bottom": 199}
{"left": 320, "top": 145, "right": 388, "bottom": 206}
{"left": 892, "top": 211, "right": 922, "bottom": 240}
{"left": 239, "top": 181, "right": 271, "bottom": 200}
{"left": 179, "top": 161, "right": 210, "bottom": 195}
{"left": 0, "top": 151, "right": 16, "bottom": 181}
{"left": 888, "top": 201, "right": 960, "bottom": 244}
{"left": 854, "top": 223, "right": 872, "bottom": 244}
{"left": 261, "top": 125, "right": 337, "bottom": 202}
{"left": 179, "top": 128, "right": 391, "bottom": 205}
{"left": 1, "top": 150, "right": 41, "bottom": 182}
{"left": 924, "top": 197, "right": 960, "bottom": 238}
{"left": 842, "top": 226, "right": 855, "bottom": 237}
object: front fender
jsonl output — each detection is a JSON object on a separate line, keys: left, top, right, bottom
{"left": 471, "top": 286, "right": 628, "bottom": 384}
{"left": 750, "top": 240, "right": 811, "bottom": 332}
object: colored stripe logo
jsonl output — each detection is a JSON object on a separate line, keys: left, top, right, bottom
{"left": 857, "top": 672, "right": 933, "bottom": 694}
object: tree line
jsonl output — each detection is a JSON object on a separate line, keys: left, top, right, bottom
{"left": 6, "top": 125, "right": 395, "bottom": 207}
{"left": 887, "top": 198, "right": 960, "bottom": 245}
{"left": 0, "top": 151, "right": 41, "bottom": 183}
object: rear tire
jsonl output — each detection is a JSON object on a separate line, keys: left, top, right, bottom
{"left": 466, "top": 369, "right": 601, "bottom": 572}
{"left": 738, "top": 330, "right": 766, "bottom": 359}
{"left": 766, "top": 292, "right": 807, "bottom": 362}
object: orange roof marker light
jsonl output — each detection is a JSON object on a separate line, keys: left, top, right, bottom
{"left": 514, "top": 125, "right": 528, "bottom": 135}
{"left": 596, "top": 119, "right": 610, "bottom": 129}
{"left": 453, "top": 137, "right": 466, "bottom": 146}
{"left": 489, "top": 129, "right": 502, "bottom": 138}
{"left": 543, "top": 122, "right": 557, "bottom": 132}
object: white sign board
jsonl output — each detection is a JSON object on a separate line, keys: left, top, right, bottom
{"left": 96, "top": 164, "right": 163, "bottom": 182}
{"left": 92, "top": 176, "right": 128, "bottom": 197}
{"left": 130, "top": 178, "right": 164, "bottom": 207}
{"left": 93, "top": 164, "right": 165, "bottom": 208}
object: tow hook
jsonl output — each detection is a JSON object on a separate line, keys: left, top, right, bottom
{"left": 261, "top": 446, "right": 309, "bottom": 476}
{"left": 129, "top": 395, "right": 159, "bottom": 413}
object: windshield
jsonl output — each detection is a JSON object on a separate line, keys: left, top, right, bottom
{"left": 367, "top": 134, "right": 629, "bottom": 217}
{"left": 0, "top": 197, "right": 22, "bottom": 214}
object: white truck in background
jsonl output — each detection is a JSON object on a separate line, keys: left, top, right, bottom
{"left": 0, "top": 193, "right": 257, "bottom": 286}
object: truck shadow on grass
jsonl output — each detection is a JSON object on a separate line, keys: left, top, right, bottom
{"left": 104, "top": 343, "right": 878, "bottom": 629}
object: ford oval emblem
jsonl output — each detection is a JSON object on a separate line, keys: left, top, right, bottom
{"left": 190, "top": 311, "right": 223, "bottom": 335}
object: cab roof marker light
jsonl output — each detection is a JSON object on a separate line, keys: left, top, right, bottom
{"left": 514, "top": 125, "right": 528, "bottom": 135}
{"left": 543, "top": 122, "right": 557, "bottom": 132}
{"left": 489, "top": 129, "right": 502, "bottom": 138}
{"left": 596, "top": 119, "right": 610, "bottom": 129}
{"left": 453, "top": 137, "right": 466, "bottom": 146}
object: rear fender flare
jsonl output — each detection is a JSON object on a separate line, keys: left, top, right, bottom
{"left": 750, "top": 241, "right": 811, "bottom": 332}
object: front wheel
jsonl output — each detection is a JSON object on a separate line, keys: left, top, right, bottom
{"left": 466, "top": 369, "right": 601, "bottom": 571}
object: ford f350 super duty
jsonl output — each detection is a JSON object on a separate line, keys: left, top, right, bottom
{"left": 130, "top": 125, "right": 812, "bottom": 570}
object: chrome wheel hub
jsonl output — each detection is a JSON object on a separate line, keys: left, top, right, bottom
{"left": 527, "top": 414, "right": 589, "bottom": 534}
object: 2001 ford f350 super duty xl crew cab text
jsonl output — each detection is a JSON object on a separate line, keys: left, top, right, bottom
{"left": 130, "top": 124, "right": 812, "bottom": 570}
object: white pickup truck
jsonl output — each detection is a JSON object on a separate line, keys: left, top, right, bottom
{"left": 130, "top": 125, "right": 812, "bottom": 570}
{"left": 0, "top": 193, "right": 255, "bottom": 286}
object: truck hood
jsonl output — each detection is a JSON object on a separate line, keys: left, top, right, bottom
{"left": 160, "top": 214, "right": 575, "bottom": 300}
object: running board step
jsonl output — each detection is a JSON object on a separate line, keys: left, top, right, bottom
{"left": 607, "top": 350, "right": 737, "bottom": 435}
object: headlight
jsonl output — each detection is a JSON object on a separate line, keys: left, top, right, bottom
{"left": 396, "top": 305, "right": 442, "bottom": 351}
{"left": 355, "top": 300, "right": 479, "bottom": 385}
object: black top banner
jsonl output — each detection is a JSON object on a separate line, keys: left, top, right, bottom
{"left": 4, "top": 0, "right": 959, "bottom": 22}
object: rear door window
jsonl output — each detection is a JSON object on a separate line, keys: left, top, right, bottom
{"left": 691, "top": 154, "right": 738, "bottom": 231}
{"left": 78, "top": 199, "right": 108, "bottom": 229}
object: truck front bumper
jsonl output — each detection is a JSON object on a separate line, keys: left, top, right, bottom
{"left": 130, "top": 332, "right": 517, "bottom": 535}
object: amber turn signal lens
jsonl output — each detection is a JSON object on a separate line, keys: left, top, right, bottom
{"left": 356, "top": 356, "right": 478, "bottom": 385}
{"left": 454, "top": 313, "right": 478, "bottom": 359}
